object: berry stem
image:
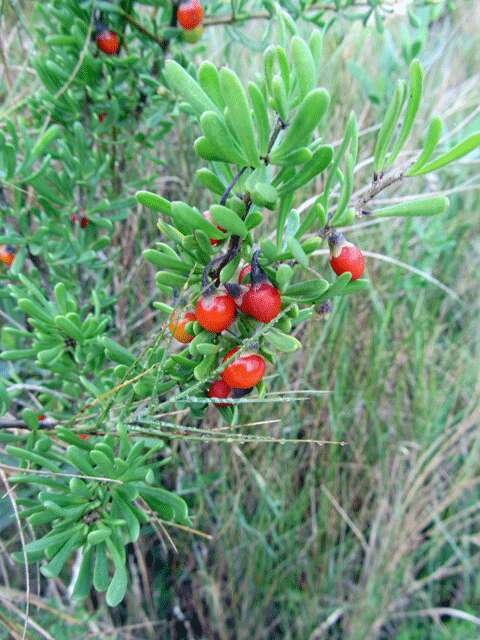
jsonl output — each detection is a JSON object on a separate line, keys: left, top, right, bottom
{"left": 220, "top": 166, "right": 248, "bottom": 206}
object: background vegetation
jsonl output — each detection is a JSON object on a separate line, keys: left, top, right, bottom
{"left": 1, "top": 0, "right": 479, "bottom": 638}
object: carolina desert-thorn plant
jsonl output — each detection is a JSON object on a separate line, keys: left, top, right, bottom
{"left": 0, "top": 0, "right": 478, "bottom": 613}
{"left": 138, "top": 27, "right": 479, "bottom": 417}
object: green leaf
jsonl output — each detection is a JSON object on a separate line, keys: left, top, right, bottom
{"left": 135, "top": 190, "right": 171, "bottom": 215}
{"left": 270, "top": 89, "right": 330, "bottom": 161}
{"left": 405, "top": 116, "right": 443, "bottom": 176}
{"left": 210, "top": 205, "right": 248, "bottom": 238}
{"left": 408, "top": 132, "right": 480, "bottom": 176}
{"left": 200, "top": 111, "right": 247, "bottom": 165}
{"left": 386, "top": 59, "right": 423, "bottom": 168}
{"left": 24, "top": 526, "right": 81, "bottom": 555}
{"left": 251, "top": 183, "right": 278, "bottom": 209}
{"left": 248, "top": 82, "right": 270, "bottom": 156}
{"left": 291, "top": 36, "right": 316, "bottom": 100}
{"left": 372, "top": 195, "right": 449, "bottom": 218}
{"left": 164, "top": 60, "right": 218, "bottom": 118}
{"left": 93, "top": 542, "right": 110, "bottom": 592}
{"left": 219, "top": 67, "right": 260, "bottom": 167}
{"left": 286, "top": 279, "right": 330, "bottom": 302}
{"left": 29, "top": 125, "right": 62, "bottom": 165}
{"left": 198, "top": 61, "right": 225, "bottom": 110}
{"left": 72, "top": 546, "right": 94, "bottom": 600}
{"left": 277, "top": 145, "right": 333, "bottom": 196}
{"left": 287, "top": 237, "right": 309, "bottom": 268}
{"left": 265, "top": 328, "right": 302, "bottom": 353}
{"left": 373, "top": 80, "right": 405, "bottom": 173}
{"left": 171, "top": 201, "right": 225, "bottom": 239}
{"left": 196, "top": 168, "right": 225, "bottom": 195}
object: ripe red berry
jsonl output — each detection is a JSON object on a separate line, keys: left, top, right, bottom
{"left": 177, "top": 0, "right": 203, "bottom": 31}
{"left": 80, "top": 216, "right": 89, "bottom": 229}
{"left": 222, "top": 348, "right": 266, "bottom": 389}
{"left": 0, "top": 245, "right": 15, "bottom": 267}
{"left": 208, "top": 379, "right": 231, "bottom": 407}
{"left": 37, "top": 415, "right": 46, "bottom": 422}
{"left": 238, "top": 264, "right": 252, "bottom": 284}
{"left": 169, "top": 311, "right": 196, "bottom": 343}
{"left": 204, "top": 210, "right": 225, "bottom": 246}
{"left": 240, "top": 282, "right": 282, "bottom": 323}
{"left": 96, "top": 30, "right": 119, "bottom": 55}
{"left": 330, "top": 243, "right": 365, "bottom": 280}
{"left": 98, "top": 113, "right": 106, "bottom": 123}
{"left": 195, "top": 293, "right": 236, "bottom": 333}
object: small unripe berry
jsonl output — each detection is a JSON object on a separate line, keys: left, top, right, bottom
{"left": 208, "top": 379, "right": 231, "bottom": 407}
{"left": 0, "top": 244, "right": 15, "bottom": 267}
{"left": 183, "top": 24, "right": 204, "bottom": 43}
{"left": 222, "top": 347, "right": 266, "bottom": 389}
{"left": 96, "top": 29, "right": 119, "bottom": 55}
{"left": 195, "top": 293, "right": 236, "bottom": 333}
{"left": 177, "top": 0, "right": 203, "bottom": 31}
{"left": 169, "top": 311, "right": 196, "bottom": 343}
{"left": 238, "top": 264, "right": 252, "bottom": 284}
{"left": 240, "top": 282, "right": 282, "bottom": 323}
{"left": 329, "top": 243, "right": 365, "bottom": 280}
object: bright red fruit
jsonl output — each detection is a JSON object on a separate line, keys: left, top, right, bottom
{"left": 177, "top": 0, "right": 203, "bottom": 31}
{"left": 169, "top": 311, "right": 196, "bottom": 343}
{"left": 208, "top": 379, "right": 231, "bottom": 407}
{"left": 238, "top": 264, "right": 252, "bottom": 284}
{"left": 330, "top": 244, "right": 365, "bottom": 280}
{"left": 79, "top": 434, "right": 90, "bottom": 440}
{"left": 0, "top": 245, "right": 15, "bottom": 267}
{"left": 37, "top": 415, "right": 46, "bottom": 422}
{"left": 195, "top": 293, "right": 236, "bottom": 333}
{"left": 240, "top": 282, "right": 281, "bottom": 323}
{"left": 80, "top": 216, "right": 89, "bottom": 229}
{"left": 222, "top": 348, "right": 266, "bottom": 389}
{"left": 96, "top": 30, "right": 119, "bottom": 55}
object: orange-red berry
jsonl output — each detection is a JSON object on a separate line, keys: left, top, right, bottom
{"left": 195, "top": 293, "right": 236, "bottom": 333}
{"left": 79, "top": 434, "right": 90, "bottom": 440}
{"left": 208, "top": 379, "right": 231, "bottom": 407}
{"left": 177, "top": 0, "right": 203, "bottom": 30}
{"left": 0, "top": 245, "right": 15, "bottom": 267}
{"left": 222, "top": 347, "right": 266, "bottom": 389}
{"left": 240, "top": 282, "right": 281, "bottom": 323}
{"left": 330, "top": 244, "right": 365, "bottom": 280}
{"left": 169, "top": 311, "right": 196, "bottom": 343}
{"left": 96, "top": 30, "right": 119, "bottom": 55}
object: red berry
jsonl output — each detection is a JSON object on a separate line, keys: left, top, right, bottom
{"left": 238, "top": 264, "right": 252, "bottom": 284}
{"left": 222, "top": 347, "right": 266, "bottom": 389}
{"left": 330, "top": 244, "right": 365, "bottom": 280}
{"left": 37, "top": 415, "right": 46, "bottom": 422}
{"left": 177, "top": 0, "right": 203, "bottom": 31}
{"left": 70, "top": 214, "right": 78, "bottom": 225}
{"left": 208, "top": 379, "right": 231, "bottom": 407}
{"left": 79, "top": 434, "right": 90, "bottom": 440}
{"left": 195, "top": 293, "right": 236, "bottom": 333}
{"left": 96, "top": 30, "right": 119, "bottom": 55}
{"left": 80, "top": 216, "right": 89, "bottom": 229}
{"left": 240, "top": 282, "right": 281, "bottom": 323}
{"left": 204, "top": 210, "right": 225, "bottom": 246}
{"left": 98, "top": 113, "right": 106, "bottom": 123}
{"left": 169, "top": 311, "right": 196, "bottom": 343}
{"left": 0, "top": 245, "right": 15, "bottom": 267}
